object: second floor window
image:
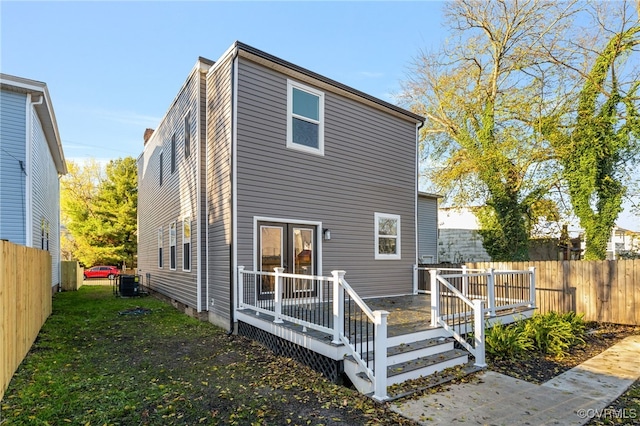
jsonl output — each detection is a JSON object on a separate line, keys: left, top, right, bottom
{"left": 287, "top": 80, "right": 324, "bottom": 156}
{"left": 171, "top": 134, "right": 176, "bottom": 173}
{"left": 184, "top": 112, "right": 191, "bottom": 158}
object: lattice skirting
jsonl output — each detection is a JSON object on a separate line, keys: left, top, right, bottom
{"left": 237, "top": 322, "right": 344, "bottom": 384}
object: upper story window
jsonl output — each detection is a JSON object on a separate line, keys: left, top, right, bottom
{"left": 287, "top": 80, "right": 324, "bottom": 156}
{"left": 184, "top": 112, "right": 191, "bottom": 158}
{"left": 159, "top": 152, "right": 164, "bottom": 186}
{"left": 170, "top": 134, "right": 176, "bottom": 173}
{"left": 374, "top": 213, "right": 401, "bottom": 260}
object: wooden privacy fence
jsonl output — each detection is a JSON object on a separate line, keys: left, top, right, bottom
{"left": 0, "top": 240, "right": 52, "bottom": 400}
{"left": 467, "top": 260, "right": 640, "bottom": 326}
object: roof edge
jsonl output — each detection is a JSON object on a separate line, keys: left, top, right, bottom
{"left": 234, "top": 41, "right": 424, "bottom": 124}
{"left": 1, "top": 73, "right": 67, "bottom": 174}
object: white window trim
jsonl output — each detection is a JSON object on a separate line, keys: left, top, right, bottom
{"left": 182, "top": 217, "right": 191, "bottom": 272}
{"left": 286, "top": 79, "right": 325, "bottom": 156}
{"left": 374, "top": 213, "right": 401, "bottom": 260}
{"left": 184, "top": 111, "right": 191, "bottom": 158}
{"left": 158, "top": 227, "right": 163, "bottom": 268}
{"left": 169, "top": 221, "right": 177, "bottom": 271}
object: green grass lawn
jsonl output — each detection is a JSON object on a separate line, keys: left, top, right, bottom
{"left": 1, "top": 286, "right": 416, "bottom": 425}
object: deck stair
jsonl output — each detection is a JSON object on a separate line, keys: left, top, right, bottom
{"left": 343, "top": 326, "right": 469, "bottom": 396}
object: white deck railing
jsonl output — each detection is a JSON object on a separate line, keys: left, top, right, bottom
{"left": 422, "top": 266, "right": 536, "bottom": 367}
{"left": 237, "top": 267, "right": 390, "bottom": 400}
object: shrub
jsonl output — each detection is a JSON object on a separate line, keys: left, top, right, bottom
{"left": 485, "top": 320, "right": 533, "bottom": 359}
{"left": 485, "top": 311, "right": 586, "bottom": 360}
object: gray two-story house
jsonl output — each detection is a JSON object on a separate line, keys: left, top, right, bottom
{"left": 137, "top": 42, "right": 466, "bottom": 399}
{"left": 138, "top": 41, "right": 424, "bottom": 331}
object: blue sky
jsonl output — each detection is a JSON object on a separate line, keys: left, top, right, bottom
{"left": 2, "top": 1, "right": 445, "bottom": 161}
{"left": 2, "top": 1, "right": 637, "bottom": 230}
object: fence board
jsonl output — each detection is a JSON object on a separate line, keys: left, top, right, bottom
{"left": 458, "top": 259, "right": 640, "bottom": 325}
{"left": 0, "top": 241, "right": 52, "bottom": 400}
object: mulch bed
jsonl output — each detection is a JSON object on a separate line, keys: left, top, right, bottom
{"left": 488, "top": 322, "right": 640, "bottom": 384}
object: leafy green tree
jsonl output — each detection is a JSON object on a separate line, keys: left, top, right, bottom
{"left": 61, "top": 160, "right": 103, "bottom": 266}
{"left": 93, "top": 157, "right": 138, "bottom": 267}
{"left": 543, "top": 7, "right": 639, "bottom": 259}
{"left": 402, "top": 0, "right": 579, "bottom": 260}
{"left": 61, "top": 157, "right": 137, "bottom": 267}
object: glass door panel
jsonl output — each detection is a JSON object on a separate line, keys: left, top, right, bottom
{"left": 257, "top": 222, "right": 317, "bottom": 300}
{"left": 260, "top": 225, "right": 283, "bottom": 295}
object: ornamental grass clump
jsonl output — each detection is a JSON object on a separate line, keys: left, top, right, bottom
{"left": 485, "top": 321, "right": 533, "bottom": 359}
{"left": 485, "top": 311, "right": 586, "bottom": 360}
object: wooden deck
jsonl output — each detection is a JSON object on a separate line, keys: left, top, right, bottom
{"left": 237, "top": 293, "right": 437, "bottom": 344}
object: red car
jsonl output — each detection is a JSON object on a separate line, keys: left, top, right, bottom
{"left": 84, "top": 266, "right": 120, "bottom": 280}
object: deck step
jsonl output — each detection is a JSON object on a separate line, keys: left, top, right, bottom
{"left": 346, "top": 348, "right": 469, "bottom": 393}
{"left": 360, "top": 337, "right": 455, "bottom": 366}
{"left": 386, "top": 349, "right": 468, "bottom": 385}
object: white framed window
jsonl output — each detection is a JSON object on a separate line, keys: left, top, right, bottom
{"left": 158, "top": 228, "right": 163, "bottom": 268}
{"left": 184, "top": 112, "right": 191, "bottom": 158}
{"left": 182, "top": 218, "right": 191, "bottom": 271}
{"left": 287, "top": 80, "right": 324, "bottom": 155}
{"left": 374, "top": 213, "right": 401, "bottom": 260}
{"left": 170, "top": 133, "right": 176, "bottom": 173}
{"left": 169, "top": 221, "right": 177, "bottom": 270}
{"left": 159, "top": 152, "right": 164, "bottom": 186}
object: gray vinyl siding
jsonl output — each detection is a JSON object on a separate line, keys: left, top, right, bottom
{"left": 205, "top": 55, "right": 233, "bottom": 326}
{"left": 0, "top": 90, "right": 27, "bottom": 244}
{"left": 30, "top": 110, "right": 60, "bottom": 286}
{"left": 137, "top": 66, "right": 202, "bottom": 310}
{"left": 234, "top": 58, "right": 417, "bottom": 298}
{"left": 417, "top": 195, "right": 438, "bottom": 263}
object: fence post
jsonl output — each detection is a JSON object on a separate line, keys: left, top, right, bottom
{"left": 486, "top": 268, "right": 496, "bottom": 317}
{"left": 412, "top": 264, "right": 418, "bottom": 295}
{"left": 274, "top": 267, "right": 284, "bottom": 323}
{"left": 473, "top": 299, "right": 487, "bottom": 367}
{"left": 373, "top": 309, "right": 389, "bottom": 401}
{"left": 528, "top": 266, "right": 536, "bottom": 308}
{"left": 429, "top": 269, "right": 440, "bottom": 327}
{"left": 462, "top": 265, "right": 469, "bottom": 297}
{"left": 237, "top": 266, "right": 245, "bottom": 309}
{"left": 332, "top": 270, "right": 346, "bottom": 344}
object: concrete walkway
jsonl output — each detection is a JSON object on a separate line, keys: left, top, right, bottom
{"left": 391, "top": 335, "right": 640, "bottom": 426}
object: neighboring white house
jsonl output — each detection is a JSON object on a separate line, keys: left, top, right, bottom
{"left": 608, "top": 226, "right": 640, "bottom": 259}
{"left": 437, "top": 207, "right": 491, "bottom": 263}
{"left": 0, "top": 73, "right": 67, "bottom": 292}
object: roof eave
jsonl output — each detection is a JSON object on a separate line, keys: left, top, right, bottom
{"left": 0, "top": 74, "right": 67, "bottom": 175}
{"left": 234, "top": 41, "right": 425, "bottom": 124}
